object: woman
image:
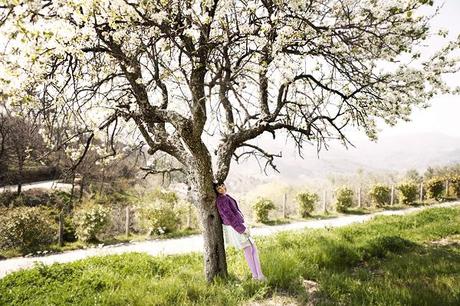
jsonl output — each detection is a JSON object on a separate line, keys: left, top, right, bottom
{"left": 213, "top": 181, "right": 266, "bottom": 281}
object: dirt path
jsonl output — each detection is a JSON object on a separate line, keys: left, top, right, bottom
{"left": 1, "top": 201, "right": 459, "bottom": 279}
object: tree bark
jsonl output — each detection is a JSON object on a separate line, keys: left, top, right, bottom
{"left": 17, "top": 162, "right": 23, "bottom": 196}
{"left": 78, "top": 176, "right": 85, "bottom": 202}
{"left": 197, "top": 185, "right": 228, "bottom": 282}
{"left": 190, "top": 151, "right": 228, "bottom": 282}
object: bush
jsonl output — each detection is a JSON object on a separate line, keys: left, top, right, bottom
{"left": 450, "top": 175, "right": 460, "bottom": 198}
{"left": 137, "top": 200, "right": 181, "bottom": 235}
{"left": 296, "top": 191, "right": 319, "bottom": 217}
{"left": 335, "top": 187, "right": 354, "bottom": 212}
{"left": 73, "top": 202, "right": 111, "bottom": 242}
{"left": 0, "top": 191, "right": 16, "bottom": 207}
{"left": 396, "top": 181, "right": 418, "bottom": 205}
{"left": 368, "top": 184, "right": 391, "bottom": 207}
{"left": 0, "top": 206, "right": 57, "bottom": 253}
{"left": 425, "top": 177, "right": 445, "bottom": 201}
{"left": 63, "top": 214, "right": 78, "bottom": 242}
{"left": 252, "top": 197, "right": 276, "bottom": 223}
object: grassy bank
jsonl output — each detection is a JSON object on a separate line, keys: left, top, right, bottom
{"left": 1, "top": 207, "right": 459, "bottom": 306}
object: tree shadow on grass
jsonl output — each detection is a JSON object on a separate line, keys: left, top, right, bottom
{"left": 316, "top": 238, "right": 460, "bottom": 305}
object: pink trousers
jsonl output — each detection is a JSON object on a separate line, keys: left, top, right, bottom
{"left": 243, "top": 242, "right": 265, "bottom": 280}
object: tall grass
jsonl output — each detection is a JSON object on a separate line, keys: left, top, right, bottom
{"left": 1, "top": 207, "right": 459, "bottom": 306}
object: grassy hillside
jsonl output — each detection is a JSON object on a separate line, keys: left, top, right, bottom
{"left": 1, "top": 207, "right": 459, "bottom": 306}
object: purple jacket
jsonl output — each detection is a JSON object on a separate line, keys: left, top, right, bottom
{"left": 215, "top": 194, "right": 246, "bottom": 234}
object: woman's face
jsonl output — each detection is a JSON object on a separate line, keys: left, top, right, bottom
{"left": 216, "top": 183, "right": 227, "bottom": 195}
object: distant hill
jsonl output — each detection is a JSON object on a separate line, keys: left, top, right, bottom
{"left": 227, "top": 131, "right": 460, "bottom": 188}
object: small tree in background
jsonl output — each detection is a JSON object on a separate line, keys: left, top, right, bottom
{"left": 335, "top": 187, "right": 354, "bottom": 212}
{"left": 405, "top": 169, "right": 423, "bottom": 183}
{"left": 396, "top": 181, "right": 418, "bottom": 205}
{"left": 296, "top": 191, "right": 319, "bottom": 217}
{"left": 252, "top": 198, "right": 276, "bottom": 223}
{"left": 369, "top": 184, "right": 391, "bottom": 207}
{"left": 425, "top": 177, "right": 444, "bottom": 201}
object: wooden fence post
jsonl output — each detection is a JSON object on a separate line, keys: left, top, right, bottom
{"left": 420, "top": 182, "right": 424, "bottom": 202}
{"left": 187, "top": 203, "right": 192, "bottom": 228}
{"left": 357, "top": 186, "right": 362, "bottom": 208}
{"left": 283, "top": 193, "right": 287, "bottom": 219}
{"left": 446, "top": 180, "right": 450, "bottom": 197}
{"left": 390, "top": 185, "right": 395, "bottom": 205}
{"left": 125, "top": 206, "right": 130, "bottom": 238}
{"left": 58, "top": 211, "right": 64, "bottom": 247}
{"left": 323, "top": 190, "right": 327, "bottom": 213}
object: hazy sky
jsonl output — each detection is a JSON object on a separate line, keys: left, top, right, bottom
{"left": 369, "top": 0, "right": 460, "bottom": 139}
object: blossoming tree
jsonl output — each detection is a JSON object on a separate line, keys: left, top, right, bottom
{"left": 1, "top": 0, "right": 459, "bottom": 281}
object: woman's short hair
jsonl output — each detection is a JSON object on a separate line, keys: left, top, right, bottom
{"left": 212, "top": 180, "right": 225, "bottom": 194}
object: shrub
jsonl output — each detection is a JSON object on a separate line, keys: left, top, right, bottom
{"left": 396, "top": 181, "right": 418, "bottom": 205}
{"left": 137, "top": 200, "right": 181, "bottom": 235}
{"left": 450, "top": 175, "right": 460, "bottom": 198}
{"left": 335, "top": 187, "right": 354, "bottom": 212}
{"left": 296, "top": 191, "right": 319, "bottom": 217}
{"left": 368, "top": 184, "right": 391, "bottom": 207}
{"left": 73, "top": 202, "right": 111, "bottom": 242}
{"left": 63, "top": 214, "right": 78, "bottom": 242}
{"left": 0, "top": 191, "right": 16, "bottom": 207}
{"left": 252, "top": 197, "right": 276, "bottom": 223}
{"left": 425, "top": 177, "right": 445, "bottom": 201}
{"left": 0, "top": 206, "right": 56, "bottom": 253}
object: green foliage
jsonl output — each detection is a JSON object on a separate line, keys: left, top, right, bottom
{"left": 63, "top": 214, "right": 78, "bottom": 242}
{"left": 368, "top": 184, "right": 391, "bottom": 207}
{"left": 396, "top": 181, "right": 418, "bottom": 205}
{"left": 73, "top": 202, "right": 111, "bottom": 242}
{"left": 425, "top": 177, "right": 445, "bottom": 201}
{"left": 252, "top": 197, "right": 276, "bottom": 223}
{"left": 335, "top": 187, "right": 354, "bottom": 212}
{"left": 0, "top": 207, "right": 56, "bottom": 253}
{"left": 0, "top": 191, "right": 16, "bottom": 207}
{"left": 296, "top": 191, "right": 319, "bottom": 217}
{"left": 137, "top": 200, "right": 181, "bottom": 235}
{"left": 89, "top": 190, "right": 136, "bottom": 207}
{"left": 450, "top": 175, "right": 460, "bottom": 197}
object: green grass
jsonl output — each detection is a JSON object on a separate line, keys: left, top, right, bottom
{"left": 1, "top": 207, "right": 459, "bottom": 306}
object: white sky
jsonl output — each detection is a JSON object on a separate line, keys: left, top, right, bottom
{"left": 369, "top": 0, "right": 460, "bottom": 139}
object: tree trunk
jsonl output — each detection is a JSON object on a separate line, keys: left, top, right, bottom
{"left": 70, "top": 172, "right": 76, "bottom": 200}
{"left": 190, "top": 153, "right": 228, "bottom": 282}
{"left": 79, "top": 176, "right": 85, "bottom": 202}
{"left": 17, "top": 162, "right": 23, "bottom": 196}
{"left": 197, "top": 186, "right": 228, "bottom": 282}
